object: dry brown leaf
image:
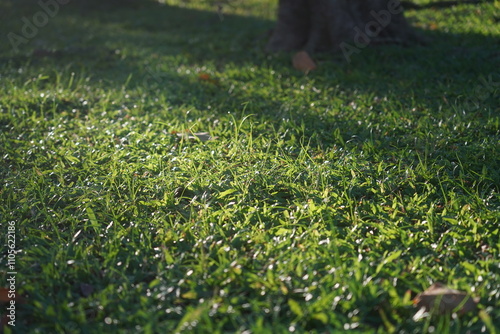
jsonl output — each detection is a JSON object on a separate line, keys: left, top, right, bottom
{"left": 176, "top": 132, "right": 217, "bottom": 142}
{"left": 0, "top": 287, "right": 26, "bottom": 331}
{"left": 0, "top": 287, "right": 26, "bottom": 305}
{"left": 0, "top": 288, "right": 10, "bottom": 303}
{"left": 413, "top": 283, "right": 479, "bottom": 315}
{"left": 198, "top": 73, "right": 219, "bottom": 85}
{"left": 198, "top": 73, "right": 211, "bottom": 80}
{"left": 292, "top": 51, "right": 316, "bottom": 73}
{"left": 428, "top": 22, "right": 438, "bottom": 30}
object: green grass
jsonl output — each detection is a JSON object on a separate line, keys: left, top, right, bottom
{"left": 0, "top": 0, "right": 499, "bottom": 333}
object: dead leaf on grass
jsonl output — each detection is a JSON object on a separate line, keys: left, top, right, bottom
{"left": 292, "top": 50, "right": 316, "bottom": 73}
{"left": 198, "top": 73, "right": 219, "bottom": 85}
{"left": 0, "top": 288, "right": 10, "bottom": 303}
{"left": 0, "top": 287, "right": 27, "bottom": 327}
{"left": 428, "top": 22, "right": 439, "bottom": 30}
{"left": 0, "top": 287, "right": 25, "bottom": 304}
{"left": 413, "top": 282, "right": 479, "bottom": 316}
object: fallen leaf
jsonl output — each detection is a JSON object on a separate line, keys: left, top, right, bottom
{"left": 413, "top": 283, "right": 479, "bottom": 315}
{"left": 80, "top": 283, "right": 94, "bottom": 297}
{"left": 198, "top": 73, "right": 211, "bottom": 80}
{"left": 428, "top": 22, "right": 438, "bottom": 30}
{"left": 0, "top": 287, "right": 26, "bottom": 304}
{"left": 176, "top": 132, "right": 217, "bottom": 142}
{"left": 198, "top": 73, "right": 219, "bottom": 85}
{"left": 292, "top": 50, "right": 316, "bottom": 73}
{"left": 0, "top": 288, "right": 9, "bottom": 303}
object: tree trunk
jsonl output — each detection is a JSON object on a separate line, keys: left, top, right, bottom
{"left": 266, "top": 0, "right": 424, "bottom": 59}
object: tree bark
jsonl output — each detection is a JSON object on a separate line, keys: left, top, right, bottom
{"left": 266, "top": 0, "right": 424, "bottom": 56}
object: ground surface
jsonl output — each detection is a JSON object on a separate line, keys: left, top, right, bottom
{"left": 0, "top": 0, "right": 499, "bottom": 333}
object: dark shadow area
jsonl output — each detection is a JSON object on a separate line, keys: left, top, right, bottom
{"left": 1, "top": 1, "right": 497, "bottom": 93}
{"left": 1, "top": 1, "right": 497, "bottom": 96}
{"left": 1, "top": 0, "right": 498, "bottom": 169}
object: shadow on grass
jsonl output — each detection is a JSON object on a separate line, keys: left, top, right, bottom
{"left": 1, "top": 0, "right": 498, "bottom": 154}
{"left": 1, "top": 2, "right": 497, "bottom": 91}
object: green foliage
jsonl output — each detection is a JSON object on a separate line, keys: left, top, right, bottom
{"left": 0, "top": 0, "right": 498, "bottom": 333}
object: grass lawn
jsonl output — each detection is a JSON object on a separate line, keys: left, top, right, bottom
{"left": 0, "top": 0, "right": 499, "bottom": 332}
